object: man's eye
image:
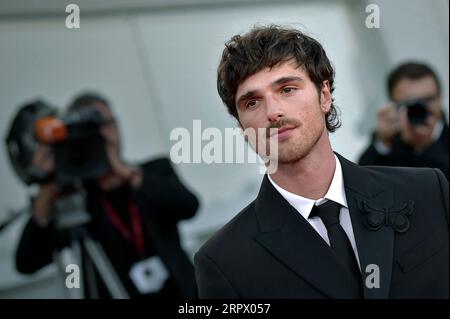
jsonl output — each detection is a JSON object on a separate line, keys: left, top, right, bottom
{"left": 246, "top": 100, "right": 258, "bottom": 109}
{"left": 281, "top": 87, "right": 296, "bottom": 94}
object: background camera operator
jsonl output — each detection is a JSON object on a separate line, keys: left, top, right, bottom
{"left": 358, "top": 62, "right": 448, "bottom": 179}
{"left": 15, "top": 93, "right": 199, "bottom": 299}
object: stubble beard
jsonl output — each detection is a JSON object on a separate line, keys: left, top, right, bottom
{"left": 276, "top": 121, "right": 325, "bottom": 164}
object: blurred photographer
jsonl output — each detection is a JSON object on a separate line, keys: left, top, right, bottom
{"left": 359, "top": 62, "right": 449, "bottom": 179}
{"left": 15, "top": 93, "right": 199, "bottom": 298}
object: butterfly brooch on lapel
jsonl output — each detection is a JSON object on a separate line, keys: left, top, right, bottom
{"left": 357, "top": 199, "right": 414, "bottom": 234}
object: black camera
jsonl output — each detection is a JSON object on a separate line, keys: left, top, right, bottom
{"left": 396, "top": 98, "right": 431, "bottom": 126}
{"left": 35, "top": 107, "right": 110, "bottom": 184}
{"left": 6, "top": 102, "right": 110, "bottom": 185}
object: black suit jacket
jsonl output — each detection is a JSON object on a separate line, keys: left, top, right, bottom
{"left": 195, "top": 154, "right": 449, "bottom": 298}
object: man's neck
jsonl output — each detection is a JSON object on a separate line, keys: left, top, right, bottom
{"left": 269, "top": 134, "right": 336, "bottom": 200}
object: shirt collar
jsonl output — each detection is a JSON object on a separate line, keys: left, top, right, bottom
{"left": 268, "top": 154, "right": 348, "bottom": 220}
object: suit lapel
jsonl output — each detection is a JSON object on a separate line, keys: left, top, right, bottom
{"left": 337, "top": 154, "right": 395, "bottom": 299}
{"left": 253, "top": 175, "right": 361, "bottom": 298}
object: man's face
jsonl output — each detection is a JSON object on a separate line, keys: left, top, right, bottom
{"left": 392, "top": 76, "right": 442, "bottom": 121}
{"left": 235, "top": 60, "right": 332, "bottom": 164}
{"left": 89, "top": 102, "right": 121, "bottom": 153}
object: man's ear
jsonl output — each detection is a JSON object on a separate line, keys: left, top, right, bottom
{"left": 320, "top": 80, "right": 332, "bottom": 113}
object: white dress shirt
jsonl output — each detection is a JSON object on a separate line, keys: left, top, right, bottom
{"left": 268, "top": 155, "right": 361, "bottom": 270}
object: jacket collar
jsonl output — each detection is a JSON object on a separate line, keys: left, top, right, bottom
{"left": 253, "top": 153, "right": 397, "bottom": 298}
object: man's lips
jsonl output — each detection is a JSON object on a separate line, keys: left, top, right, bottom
{"left": 270, "top": 126, "right": 296, "bottom": 137}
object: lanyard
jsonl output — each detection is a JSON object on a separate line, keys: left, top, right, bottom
{"left": 101, "top": 196, "right": 146, "bottom": 258}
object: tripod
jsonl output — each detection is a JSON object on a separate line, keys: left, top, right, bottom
{"left": 52, "top": 191, "right": 129, "bottom": 299}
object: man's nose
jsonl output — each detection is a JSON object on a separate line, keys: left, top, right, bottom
{"left": 266, "top": 97, "right": 284, "bottom": 122}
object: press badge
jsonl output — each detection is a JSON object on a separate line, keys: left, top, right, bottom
{"left": 129, "top": 256, "right": 169, "bottom": 294}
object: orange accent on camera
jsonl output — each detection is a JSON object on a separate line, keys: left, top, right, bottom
{"left": 35, "top": 117, "right": 68, "bottom": 144}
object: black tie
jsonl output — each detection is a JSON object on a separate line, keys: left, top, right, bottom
{"left": 310, "top": 200, "right": 363, "bottom": 295}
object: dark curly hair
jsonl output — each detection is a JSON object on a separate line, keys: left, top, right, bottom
{"left": 217, "top": 25, "right": 341, "bottom": 132}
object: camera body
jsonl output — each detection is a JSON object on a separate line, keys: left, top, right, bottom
{"left": 396, "top": 98, "right": 431, "bottom": 126}
{"left": 36, "top": 107, "right": 110, "bottom": 184}
{"left": 5, "top": 102, "right": 110, "bottom": 186}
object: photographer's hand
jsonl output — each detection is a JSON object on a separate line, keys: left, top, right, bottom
{"left": 101, "top": 143, "right": 142, "bottom": 190}
{"left": 30, "top": 144, "right": 61, "bottom": 226}
{"left": 32, "top": 182, "right": 60, "bottom": 227}
{"left": 376, "top": 103, "right": 399, "bottom": 148}
{"left": 32, "top": 145, "right": 54, "bottom": 175}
